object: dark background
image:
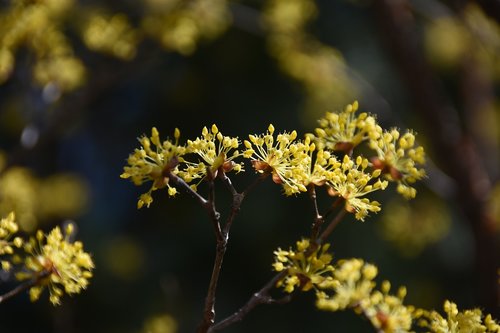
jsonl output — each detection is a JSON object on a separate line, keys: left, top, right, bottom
{"left": 0, "top": 0, "right": 499, "bottom": 332}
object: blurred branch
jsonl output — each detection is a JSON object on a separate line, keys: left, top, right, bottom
{"left": 373, "top": 0, "right": 499, "bottom": 315}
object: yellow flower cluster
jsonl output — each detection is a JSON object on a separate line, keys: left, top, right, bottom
{"left": 272, "top": 241, "right": 414, "bottom": 333}
{"left": 272, "top": 239, "right": 335, "bottom": 293}
{"left": 0, "top": 164, "right": 88, "bottom": 232}
{"left": 316, "top": 258, "right": 377, "bottom": 311}
{"left": 369, "top": 129, "right": 426, "bottom": 199}
{"left": 417, "top": 300, "right": 500, "bottom": 332}
{"left": 0, "top": 0, "right": 85, "bottom": 91}
{"left": 123, "top": 102, "right": 426, "bottom": 222}
{"left": 0, "top": 212, "right": 23, "bottom": 270}
{"left": 183, "top": 124, "right": 243, "bottom": 182}
{"left": 310, "top": 101, "right": 380, "bottom": 153}
{"left": 121, "top": 127, "right": 186, "bottom": 208}
{"left": 315, "top": 259, "right": 414, "bottom": 332}
{"left": 263, "top": 0, "right": 357, "bottom": 117}
{"left": 327, "top": 155, "right": 388, "bottom": 221}
{"left": 83, "top": 13, "right": 139, "bottom": 60}
{"left": 17, "top": 224, "right": 94, "bottom": 306}
{"left": 379, "top": 197, "right": 451, "bottom": 257}
{"left": 0, "top": 212, "right": 93, "bottom": 305}
{"left": 142, "top": 0, "right": 230, "bottom": 55}
{"left": 243, "top": 124, "right": 305, "bottom": 194}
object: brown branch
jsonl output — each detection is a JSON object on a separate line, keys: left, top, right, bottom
{"left": 208, "top": 271, "right": 291, "bottom": 332}
{"left": 317, "top": 207, "right": 346, "bottom": 246}
{"left": 0, "top": 279, "right": 38, "bottom": 304}
{"left": 308, "top": 185, "right": 324, "bottom": 241}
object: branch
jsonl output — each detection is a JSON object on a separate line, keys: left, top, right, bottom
{"left": 208, "top": 271, "right": 291, "bottom": 332}
{"left": 0, "top": 279, "right": 37, "bottom": 304}
{"left": 0, "top": 270, "right": 51, "bottom": 304}
{"left": 317, "top": 207, "right": 347, "bottom": 246}
{"left": 308, "top": 185, "right": 324, "bottom": 241}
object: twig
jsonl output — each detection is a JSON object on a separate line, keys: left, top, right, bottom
{"left": 308, "top": 185, "right": 324, "bottom": 241}
{"left": 317, "top": 207, "right": 346, "bottom": 246}
{"left": 0, "top": 270, "right": 50, "bottom": 304}
{"left": 0, "top": 279, "right": 37, "bottom": 304}
{"left": 208, "top": 271, "right": 291, "bottom": 332}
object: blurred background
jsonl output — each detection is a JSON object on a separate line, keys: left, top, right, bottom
{"left": 0, "top": 0, "right": 499, "bottom": 332}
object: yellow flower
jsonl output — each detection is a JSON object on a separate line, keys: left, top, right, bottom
{"left": 182, "top": 124, "right": 243, "bottom": 182}
{"left": 273, "top": 239, "right": 335, "bottom": 293}
{"left": 316, "top": 258, "right": 377, "bottom": 312}
{"left": 369, "top": 128, "right": 426, "bottom": 199}
{"left": 417, "top": 300, "right": 500, "bottom": 333}
{"left": 17, "top": 224, "right": 94, "bottom": 306}
{"left": 244, "top": 124, "right": 306, "bottom": 195}
{"left": 0, "top": 212, "right": 23, "bottom": 272}
{"left": 0, "top": 212, "right": 23, "bottom": 256}
{"left": 327, "top": 155, "right": 388, "bottom": 221}
{"left": 311, "top": 101, "right": 380, "bottom": 153}
{"left": 363, "top": 281, "right": 414, "bottom": 333}
{"left": 121, "top": 127, "right": 186, "bottom": 208}
{"left": 289, "top": 136, "right": 341, "bottom": 190}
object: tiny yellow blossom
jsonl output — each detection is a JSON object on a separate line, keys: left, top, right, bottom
{"left": 17, "top": 223, "right": 94, "bottom": 306}
{"left": 327, "top": 155, "right": 388, "bottom": 221}
{"left": 311, "top": 101, "right": 380, "bottom": 153}
{"left": 369, "top": 128, "right": 426, "bottom": 199}
{"left": 273, "top": 239, "right": 335, "bottom": 293}
{"left": 121, "top": 127, "right": 186, "bottom": 208}
{"left": 182, "top": 124, "right": 243, "bottom": 182}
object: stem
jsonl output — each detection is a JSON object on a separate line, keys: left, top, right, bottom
{"left": 0, "top": 270, "right": 50, "bottom": 304}
{"left": 308, "top": 185, "right": 324, "bottom": 241}
{"left": 167, "top": 172, "right": 208, "bottom": 207}
{"left": 317, "top": 207, "right": 347, "bottom": 245}
{"left": 208, "top": 271, "right": 291, "bottom": 332}
{"left": 242, "top": 171, "right": 270, "bottom": 197}
{"left": 197, "top": 238, "right": 228, "bottom": 333}
{"left": 0, "top": 279, "right": 37, "bottom": 304}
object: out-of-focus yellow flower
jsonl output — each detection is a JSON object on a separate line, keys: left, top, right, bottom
{"left": 17, "top": 223, "right": 94, "bottom": 305}
{"left": 142, "top": 313, "right": 178, "bottom": 333}
{"left": 273, "top": 239, "right": 335, "bottom": 293}
{"left": 316, "top": 258, "right": 377, "bottom": 311}
{"left": 121, "top": 127, "right": 186, "bottom": 208}
{"left": 263, "top": 0, "right": 358, "bottom": 121}
{"left": 327, "top": 155, "right": 388, "bottom": 221}
{"left": 83, "top": 13, "right": 139, "bottom": 60}
{"left": 363, "top": 281, "right": 414, "bottom": 333}
{"left": 0, "top": 0, "right": 85, "bottom": 91}
{"left": 379, "top": 196, "right": 450, "bottom": 257}
{"left": 0, "top": 212, "right": 23, "bottom": 260}
{"left": 142, "top": 0, "right": 230, "bottom": 55}
{"left": 369, "top": 128, "right": 425, "bottom": 199}
{"left": 417, "top": 300, "right": 500, "bottom": 332}
{"left": 0, "top": 167, "right": 38, "bottom": 231}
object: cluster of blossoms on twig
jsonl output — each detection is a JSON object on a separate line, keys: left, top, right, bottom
{"left": 121, "top": 101, "right": 425, "bottom": 219}
{"left": 273, "top": 239, "right": 500, "bottom": 333}
{"left": 0, "top": 212, "right": 94, "bottom": 306}
{"left": 121, "top": 101, "right": 498, "bottom": 332}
